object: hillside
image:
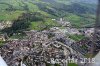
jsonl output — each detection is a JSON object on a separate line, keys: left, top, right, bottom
{"left": 79, "top": 0, "right": 98, "bottom": 4}
{"left": 0, "top": 0, "right": 97, "bottom": 34}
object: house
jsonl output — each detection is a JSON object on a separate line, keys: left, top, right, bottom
{"left": 0, "top": 34, "right": 8, "bottom": 41}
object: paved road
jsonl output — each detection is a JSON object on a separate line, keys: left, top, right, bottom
{"left": 0, "top": 56, "right": 8, "bottom": 66}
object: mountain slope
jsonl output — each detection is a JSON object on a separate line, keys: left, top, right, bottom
{"left": 77, "top": 0, "right": 98, "bottom": 4}
{"left": 0, "top": 0, "right": 97, "bottom": 29}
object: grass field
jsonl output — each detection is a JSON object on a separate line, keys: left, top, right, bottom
{"left": 0, "top": 11, "right": 25, "bottom": 21}
{"left": 30, "top": 18, "right": 60, "bottom": 30}
{"left": 68, "top": 63, "right": 78, "bottom": 66}
{"left": 69, "top": 34, "right": 85, "bottom": 41}
{"left": 0, "top": 41, "right": 7, "bottom": 47}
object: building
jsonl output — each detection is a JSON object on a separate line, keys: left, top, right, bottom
{"left": 0, "top": 34, "right": 6, "bottom": 41}
{"left": 0, "top": 34, "right": 8, "bottom": 41}
{"left": 0, "top": 21, "right": 12, "bottom": 30}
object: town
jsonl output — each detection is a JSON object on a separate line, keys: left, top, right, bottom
{"left": 0, "top": 18, "right": 100, "bottom": 66}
